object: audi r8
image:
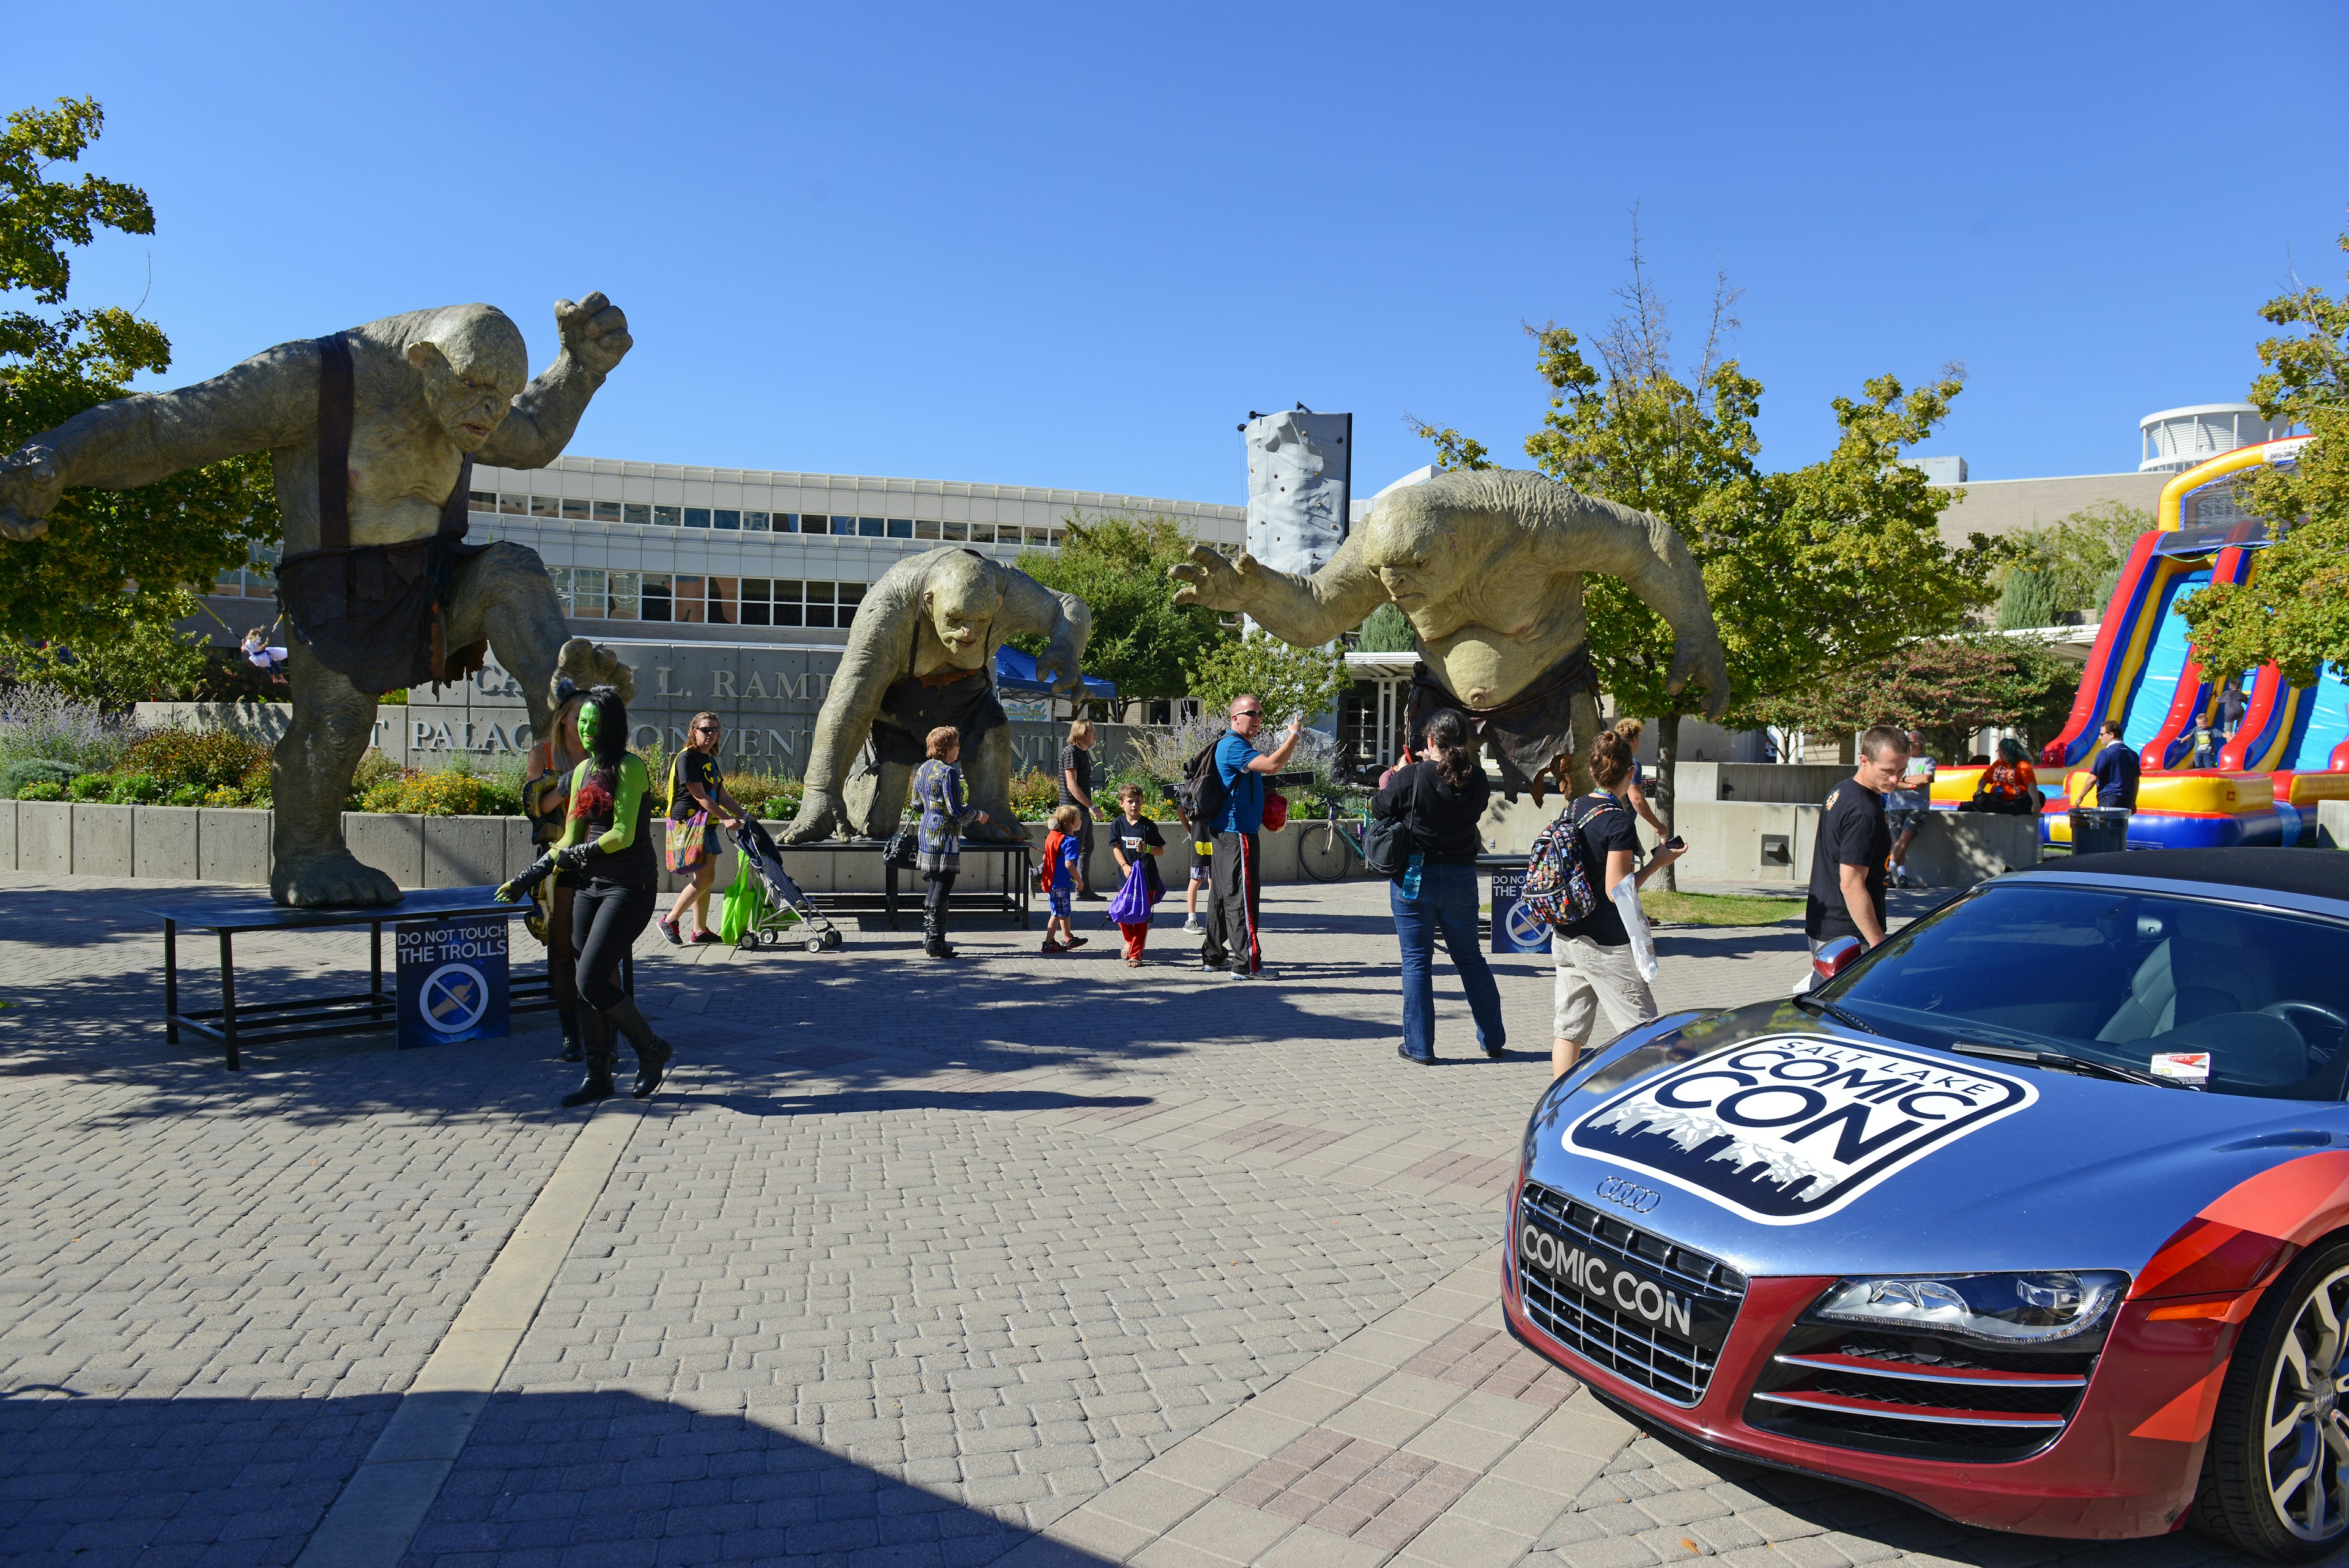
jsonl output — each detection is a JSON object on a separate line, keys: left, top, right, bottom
{"left": 1506, "top": 849, "right": 2349, "bottom": 1559}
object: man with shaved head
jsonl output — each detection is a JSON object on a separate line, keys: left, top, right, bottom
{"left": 0, "top": 294, "right": 632, "bottom": 904}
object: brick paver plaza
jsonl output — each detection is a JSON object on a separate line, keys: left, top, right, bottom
{"left": 1, "top": 872, "right": 2324, "bottom": 1568}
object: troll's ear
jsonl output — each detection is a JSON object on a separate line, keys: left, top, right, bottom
{"left": 407, "top": 340, "right": 451, "bottom": 376}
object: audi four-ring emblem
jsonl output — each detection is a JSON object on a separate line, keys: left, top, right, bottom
{"left": 1596, "top": 1175, "right": 1661, "bottom": 1214}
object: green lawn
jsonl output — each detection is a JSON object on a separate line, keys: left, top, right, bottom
{"left": 1639, "top": 890, "right": 1804, "bottom": 927}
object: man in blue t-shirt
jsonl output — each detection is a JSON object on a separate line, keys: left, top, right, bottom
{"left": 1198, "top": 693, "right": 1304, "bottom": 979}
{"left": 2090, "top": 717, "right": 2140, "bottom": 809}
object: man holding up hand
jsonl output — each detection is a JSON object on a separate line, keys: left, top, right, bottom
{"left": 1201, "top": 694, "right": 1304, "bottom": 981}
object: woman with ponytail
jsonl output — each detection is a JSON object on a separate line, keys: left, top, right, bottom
{"left": 1371, "top": 707, "right": 1505, "bottom": 1065}
{"left": 1550, "top": 727, "right": 1683, "bottom": 1080}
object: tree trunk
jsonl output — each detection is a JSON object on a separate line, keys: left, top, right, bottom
{"left": 1657, "top": 711, "right": 1680, "bottom": 894}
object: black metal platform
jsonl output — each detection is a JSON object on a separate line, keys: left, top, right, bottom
{"left": 761, "top": 838, "right": 1034, "bottom": 931}
{"left": 144, "top": 886, "right": 625, "bottom": 1071}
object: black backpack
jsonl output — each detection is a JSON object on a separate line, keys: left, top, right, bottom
{"left": 1178, "top": 731, "right": 1231, "bottom": 831}
{"left": 1362, "top": 765, "right": 1421, "bottom": 879}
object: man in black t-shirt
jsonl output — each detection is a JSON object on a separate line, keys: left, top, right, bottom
{"left": 1805, "top": 725, "right": 1907, "bottom": 966}
{"left": 2090, "top": 717, "right": 2140, "bottom": 809}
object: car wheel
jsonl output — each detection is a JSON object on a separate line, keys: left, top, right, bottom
{"left": 2194, "top": 1237, "right": 2349, "bottom": 1559}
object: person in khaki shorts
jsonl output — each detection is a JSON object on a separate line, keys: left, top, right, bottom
{"left": 1551, "top": 729, "right": 1684, "bottom": 1079}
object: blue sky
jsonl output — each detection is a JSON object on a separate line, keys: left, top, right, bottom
{"left": 13, "top": 2, "right": 2348, "bottom": 505}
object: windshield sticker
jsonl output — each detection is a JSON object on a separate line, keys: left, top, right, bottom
{"left": 1565, "top": 1035, "right": 2038, "bottom": 1225}
{"left": 2151, "top": 1052, "right": 2211, "bottom": 1083}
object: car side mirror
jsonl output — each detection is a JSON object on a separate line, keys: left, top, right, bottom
{"left": 1813, "top": 936, "right": 1866, "bottom": 985}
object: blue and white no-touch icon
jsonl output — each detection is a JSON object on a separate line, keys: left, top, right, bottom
{"left": 1504, "top": 899, "right": 1549, "bottom": 951}
{"left": 421, "top": 962, "right": 490, "bottom": 1035}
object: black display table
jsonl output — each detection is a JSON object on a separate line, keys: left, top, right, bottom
{"left": 144, "top": 886, "right": 625, "bottom": 1071}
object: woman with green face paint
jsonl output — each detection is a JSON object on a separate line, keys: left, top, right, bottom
{"left": 551, "top": 686, "right": 674, "bottom": 1105}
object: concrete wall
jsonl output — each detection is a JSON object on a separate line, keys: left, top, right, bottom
{"left": 2320, "top": 799, "right": 2348, "bottom": 850}
{"left": 0, "top": 800, "right": 1366, "bottom": 893}
{"left": 1674, "top": 763, "right": 1853, "bottom": 806}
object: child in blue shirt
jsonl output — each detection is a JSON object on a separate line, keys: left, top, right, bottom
{"left": 1041, "top": 804, "right": 1089, "bottom": 954}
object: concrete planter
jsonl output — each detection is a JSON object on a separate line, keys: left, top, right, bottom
{"left": 19, "top": 800, "right": 70, "bottom": 877}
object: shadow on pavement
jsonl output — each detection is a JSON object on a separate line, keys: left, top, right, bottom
{"left": 0, "top": 1385, "right": 1110, "bottom": 1568}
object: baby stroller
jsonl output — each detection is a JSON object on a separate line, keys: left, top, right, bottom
{"left": 731, "top": 819, "right": 845, "bottom": 954}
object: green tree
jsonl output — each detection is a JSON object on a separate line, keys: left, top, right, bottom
{"left": 1185, "top": 630, "right": 1349, "bottom": 730}
{"left": 1449, "top": 229, "right": 2000, "bottom": 882}
{"left": 1998, "top": 500, "right": 2148, "bottom": 624}
{"left": 1354, "top": 601, "right": 1416, "bottom": 652}
{"left": 2178, "top": 221, "right": 2349, "bottom": 688}
{"left": 0, "top": 97, "right": 278, "bottom": 650}
{"left": 1756, "top": 633, "right": 2078, "bottom": 766}
{"left": 0, "top": 615, "right": 209, "bottom": 707}
{"left": 1014, "top": 511, "right": 1227, "bottom": 705}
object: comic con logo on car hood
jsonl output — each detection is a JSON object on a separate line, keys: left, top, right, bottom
{"left": 1565, "top": 1035, "right": 2036, "bottom": 1225}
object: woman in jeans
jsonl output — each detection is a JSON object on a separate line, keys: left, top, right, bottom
{"left": 1552, "top": 729, "right": 1683, "bottom": 1079}
{"left": 1374, "top": 708, "right": 1504, "bottom": 1065}
{"left": 549, "top": 687, "right": 674, "bottom": 1107}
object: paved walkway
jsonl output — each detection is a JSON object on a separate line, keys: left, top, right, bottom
{"left": 0, "top": 872, "right": 2323, "bottom": 1567}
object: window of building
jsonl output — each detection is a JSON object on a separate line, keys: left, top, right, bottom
{"left": 653, "top": 505, "right": 681, "bottom": 527}
{"left": 623, "top": 503, "right": 650, "bottom": 526}
{"left": 468, "top": 489, "right": 496, "bottom": 511}
{"left": 593, "top": 500, "right": 622, "bottom": 523}
{"left": 571, "top": 567, "right": 607, "bottom": 619}
{"left": 561, "top": 499, "right": 590, "bottom": 520}
{"left": 642, "top": 573, "right": 672, "bottom": 620}
{"left": 714, "top": 509, "right": 740, "bottom": 530}
{"left": 608, "top": 570, "right": 640, "bottom": 620}
{"left": 773, "top": 513, "right": 799, "bottom": 533}
{"left": 886, "top": 518, "right": 913, "bottom": 538}
{"left": 916, "top": 519, "right": 941, "bottom": 540}
{"left": 1028, "top": 526, "right": 1052, "bottom": 546}
{"left": 531, "top": 497, "right": 560, "bottom": 518}
{"left": 500, "top": 494, "right": 529, "bottom": 515}
{"left": 831, "top": 515, "right": 856, "bottom": 536}
{"left": 772, "top": 579, "right": 803, "bottom": 627}
{"left": 804, "top": 581, "right": 836, "bottom": 628}
{"left": 856, "top": 516, "right": 883, "bottom": 538}
{"left": 839, "top": 582, "right": 864, "bottom": 628}
{"left": 943, "top": 521, "right": 968, "bottom": 541}
{"left": 968, "top": 523, "right": 996, "bottom": 544}
{"left": 684, "top": 507, "right": 711, "bottom": 529}
{"left": 744, "top": 511, "right": 770, "bottom": 532}
{"left": 707, "top": 576, "right": 739, "bottom": 625}
{"left": 673, "top": 574, "right": 705, "bottom": 622}
{"left": 740, "top": 578, "right": 771, "bottom": 626}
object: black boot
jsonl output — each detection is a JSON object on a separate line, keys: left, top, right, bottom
{"left": 562, "top": 1011, "right": 617, "bottom": 1105}
{"left": 557, "top": 1009, "right": 584, "bottom": 1063}
{"left": 922, "top": 906, "right": 956, "bottom": 959}
{"left": 602, "top": 997, "right": 674, "bottom": 1099}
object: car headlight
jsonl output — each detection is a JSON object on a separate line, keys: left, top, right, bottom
{"left": 1808, "top": 1271, "right": 2128, "bottom": 1347}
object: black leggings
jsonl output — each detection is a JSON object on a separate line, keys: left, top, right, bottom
{"left": 924, "top": 870, "right": 957, "bottom": 928}
{"left": 571, "top": 879, "right": 654, "bottom": 1010}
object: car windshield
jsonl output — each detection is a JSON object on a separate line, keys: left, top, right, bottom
{"left": 1820, "top": 881, "right": 2349, "bottom": 1100}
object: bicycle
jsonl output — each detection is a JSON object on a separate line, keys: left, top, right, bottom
{"left": 1295, "top": 799, "right": 1368, "bottom": 883}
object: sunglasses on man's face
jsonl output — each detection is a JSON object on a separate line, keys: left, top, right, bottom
{"left": 1232, "top": 709, "right": 1261, "bottom": 720}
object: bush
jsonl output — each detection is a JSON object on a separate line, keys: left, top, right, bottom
{"left": 1009, "top": 768, "right": 1059, "bottom": 820}
{"left": 118, "top": 727, "right": 273, "bottom": 794}
{"left": 0, "top": 757, "right": 80, "bottom": 798}
{"left": 66, "top": 770, "right": 112, "bottom": 801}
{"left": 105, "top": 773, "right": 167, "bottom": 805}
{"left": 0, "top": 686, "right": 139, "bottom": 773}
{"left": 730, "top": 771, "right": 801, "bottom": 817}
{"left": 17, "top": 780, "right": 64, "bottom": 801}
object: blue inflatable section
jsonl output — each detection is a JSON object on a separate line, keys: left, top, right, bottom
{"left": 2282, "top": 664, "right": 2349, "bottom": 770}
{"left": 2121, "top": 568, "right": 2210, "bottom": 753}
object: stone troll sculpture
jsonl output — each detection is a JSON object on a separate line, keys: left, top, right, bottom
{"left": 780, "top": 548, "right": 1089, "bottom": 845}
{"left": 0, "top": 295, "right": 631, "bottom": 905}
{"left": 1171, "top": 467, "right": 1730, "bottom": 797}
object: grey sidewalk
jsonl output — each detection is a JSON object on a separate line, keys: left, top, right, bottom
{"left": 0, "top": 872, "right": 2309, "bottom": 1567}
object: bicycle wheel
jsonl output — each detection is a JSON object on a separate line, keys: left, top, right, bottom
{"left": 1296, "top": 820, "right": 1356, "bottom": 882}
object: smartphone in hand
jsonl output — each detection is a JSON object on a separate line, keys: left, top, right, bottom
{"left": 1663, "top": 834, "right": 1686, "bottom": 852}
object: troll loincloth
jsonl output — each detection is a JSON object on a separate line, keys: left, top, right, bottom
{"left": 855, "top": 662, "right": 1009, "bottom": 774}
{"left": 273, "top": 333, "right": 489, "bottom": 695}
{"left": 1406, "top": 644, "right": 1600, "bottom": 800}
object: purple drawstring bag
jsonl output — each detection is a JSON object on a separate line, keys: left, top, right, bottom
{"left": 1105, "top": 860, "right": 1154, "bottom": 925}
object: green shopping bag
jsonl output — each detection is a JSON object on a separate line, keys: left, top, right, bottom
{"left": 716, "top": 854, "right": 766, "bottom": 943}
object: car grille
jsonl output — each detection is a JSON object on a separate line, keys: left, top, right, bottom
{"left": 1515, "top": 1181, "right": 1747, "bottom": 1406}
{"left": 1744, "top": 1327, "right": 2098, "bottom": 1463}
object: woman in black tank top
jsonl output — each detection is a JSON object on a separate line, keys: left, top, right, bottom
{"left": 552, "top": 689, "right": 672, "bottom": 1106}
